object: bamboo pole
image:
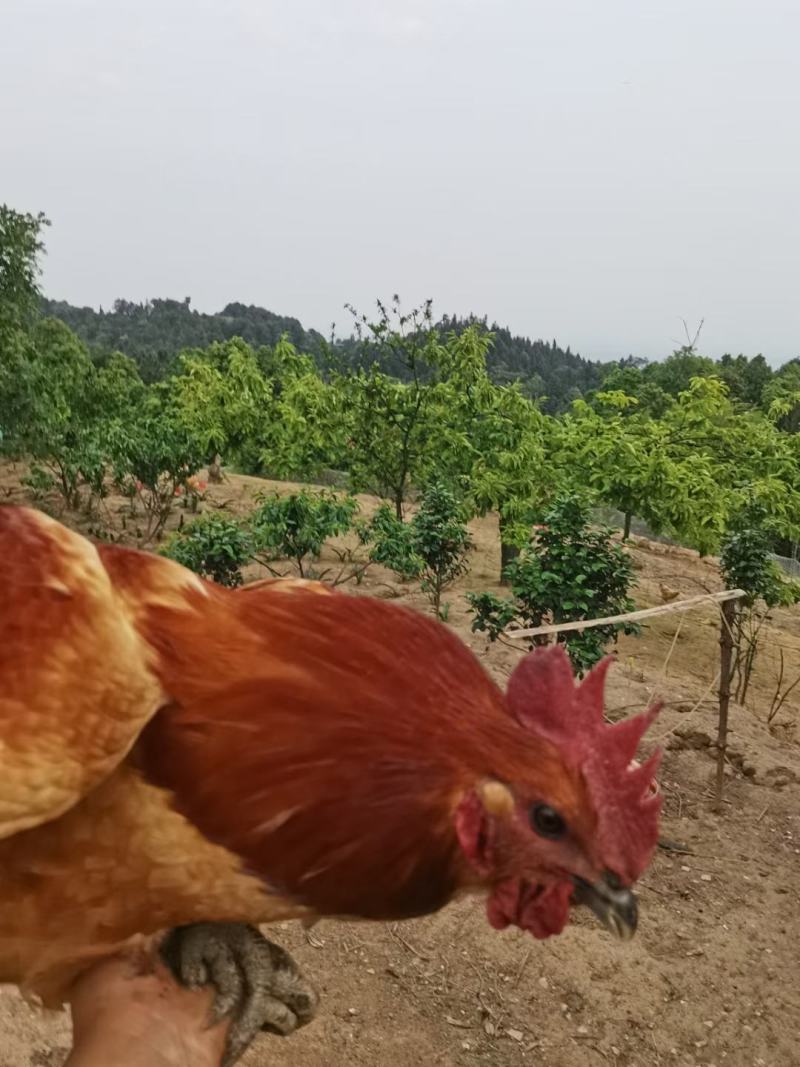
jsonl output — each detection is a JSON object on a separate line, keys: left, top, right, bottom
{"left": 505, "top": 588, "right": 746, "bottom": 640}
{"left": 714, "top": 596, "right": 738, "bottom": 813}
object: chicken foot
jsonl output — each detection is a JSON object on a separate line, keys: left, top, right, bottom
{"left": 160, "top": 922, "right": 318, "bottom": 1067}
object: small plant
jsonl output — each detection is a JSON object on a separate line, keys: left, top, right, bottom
{"left": 720, "top": 505, "right": 800, "bottom": 704}
{"left": 249, "top": 490, "right": 358, "bottom": 577}
{"left": 161, "top": 514, "right": 253, "bottom": 587}
{"left": 20, "top": 464, "right": 55, "bottom": 500}
{"left": 467, "top": 494, "right": 638, "bottom": 674}
{"left": 369, "top": 482, "right": 472, "bottom": 618}
{"left": 367, "top": 504, "right": 424, "bottom": 580}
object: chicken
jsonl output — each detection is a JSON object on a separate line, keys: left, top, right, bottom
{"left": 0, "top": 506, "right": 662, "bottom": 1060}
{"left": 659, "top": 583, "right": 680, "bottom": 603}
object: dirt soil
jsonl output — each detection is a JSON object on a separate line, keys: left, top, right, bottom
{"left": 1, "top": 463, "right": 798, "bottom": 1067}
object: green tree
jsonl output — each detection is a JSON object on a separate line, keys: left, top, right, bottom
{"left": 468, "top": 494, "right": 638, "bottom": 674}
{"left": 260, "top": 338, "right": 349, "bottom": 479}
{"left": 110, "top": 390, "right": 205, "bottom": 540}
{"left": 334, "top": 298, "right": 449, "bottom": 518}
{"left": 559, "top": 389, "right": 724, "bottom": 546}
{"left": 644, "top": 346, "right": 718, "bottom": 395}
{"left": 1, "top": 318, "right": 109, "bottom": 508}
{"left": 763, "top": 360, "right": 800, "bottom": 433}
{"left": 430, "top": 325, "right": 559, "bottom": 578}
{"left": 0, "top": 205, "right": 49, "bottom": 339}
{"left": 170, "top": 337, "right": 274, "bottom": 472}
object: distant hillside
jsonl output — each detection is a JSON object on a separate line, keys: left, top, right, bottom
{"left": 41, "top": 297, "right": 602, "bottom": 412}
{"left": 41, "top": 297, "right": 326, "bottom": 384}
{"left": 442, "top": 314, "right": 603, "bottom": 408}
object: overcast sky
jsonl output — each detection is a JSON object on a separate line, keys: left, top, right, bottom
{"left": 2, "top": 0, "right": 799, "bottom": 363}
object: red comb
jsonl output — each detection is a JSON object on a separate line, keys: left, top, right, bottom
{"left": 506, "top": 645, "right": 662, "bottom": 884}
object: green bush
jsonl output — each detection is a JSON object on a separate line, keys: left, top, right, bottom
{"left": 369, "top": 482, "right": 472, "bottom": 618}
{"left": 467, "top": 494, "right": 638, "bottom": 674}
{"left": 161, "top": 514, "right": 252, "bottom": 587}
{"left": 367, "top": 504, "right": 424, "bottom": 579}
{"left": 249, "top": 490, "right": 358, "bottom": 577}
{"left": 719, "top": 503, "right": 800, "bottom": 704}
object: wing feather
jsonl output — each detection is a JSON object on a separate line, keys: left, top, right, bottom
{"left": 0, "top": 507, "right": 166, "bottom": 837}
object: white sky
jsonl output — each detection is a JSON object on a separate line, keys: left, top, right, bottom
{"left": 2, "top": 0, "right": 799, "bottom": 363}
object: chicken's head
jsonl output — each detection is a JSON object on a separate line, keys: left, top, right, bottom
{"left": 455, "top": 645, "right": 661, "bottom": 942}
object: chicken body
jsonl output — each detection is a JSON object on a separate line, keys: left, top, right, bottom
{"left": 0, "top": 508, "right": 304, "bottom": 1002}
{"left": 0, "top": 506, "right": 660, "bottom": 1007}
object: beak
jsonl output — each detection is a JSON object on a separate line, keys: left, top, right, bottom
{"left": 572, "top": 872, "right": 638, "bottom": 940}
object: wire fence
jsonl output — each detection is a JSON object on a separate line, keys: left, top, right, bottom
{"left": 594, "top": 506, "right": 800, "bottom": 580}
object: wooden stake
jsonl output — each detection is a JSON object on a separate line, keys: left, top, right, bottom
{"left": 714, "top": 597, "right": 737, "bottom": 813}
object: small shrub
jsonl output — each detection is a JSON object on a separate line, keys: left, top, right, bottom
{"left": 369, "top": 482, "right": 472, "bottom": 618}
{"left": 367, "top": 504, "right": 424, "bottom": 579}
{"left": 20, "top": 464, "right": 55, "bottom": 500}
{"left": 720, "top": 505, "right": 800, "bottom": 704}
{"left": 249, "top": 490, "right": 358, "bottom": 577}
{"left": 467, "top": 494, "right": 638, "bottom": 674}
{"left": 161, "top": 514, "right": 252, "bottom": 587}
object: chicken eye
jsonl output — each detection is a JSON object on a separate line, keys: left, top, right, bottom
{"left": 530, "top": 804, "right": 567, "bottom": 840}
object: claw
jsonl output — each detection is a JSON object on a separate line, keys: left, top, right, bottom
{"left": 302, "top": 916, "right": 325, "bottom": 949}
{"left": 160, "top": 922, "right": 318, "bottom": 1066}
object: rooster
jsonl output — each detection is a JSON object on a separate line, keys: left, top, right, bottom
{"left": 0, "top": 506, "right": 661, "bottom": 1063}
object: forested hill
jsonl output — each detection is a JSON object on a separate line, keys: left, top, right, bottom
{"left": 41, "top": 298, "right": 326, "bottom": 385}
{"left": 41, "top": 298, "right": 600, "bottom": 412}
{"left": 441, "top": 314, "right": 603, "bottom": 401}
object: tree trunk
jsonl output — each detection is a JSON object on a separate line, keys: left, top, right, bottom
{"left": 623, "top": 511, "right": 632, "bottom": 540}
{"left": 394, "top": 493, "right": 404, "bottom": 521}
{"left": 499, "top": 515, "right": 520, "bottom": 584}
{"left": 714, "top": 597, "right": 737, "bottom": 813}
{"left": 208, "top": 454, "right": 223, "bottom": 483}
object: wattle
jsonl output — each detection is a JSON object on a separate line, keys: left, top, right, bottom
{"left": 486, "top": 878, "right": 573, "bottom": 939}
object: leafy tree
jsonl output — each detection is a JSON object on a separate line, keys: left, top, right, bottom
{"left": 249, "top": 490, "right": 358, "bottom": 577}
{"left": 643, "top": 346, "right": 718, "bottom": 395}
{"left": 557, "top": 389, "right": 722, "bottom": 548}
{"left": 170, "top": 337, "right": 274, "bottom": 472}
{"left": 560, "top": 377, "right": 800, "bottom": 554}
{"left": 336, "top": 298, "right": 449, "bottom": 518}
{"left": 717, "top": 353, "right": 773, "bottom": 407}
{"left": 368, "top": 482, "right": 472, "bottom": 618}
{"left": 93, "top": 352, "right": 147, "bottom": 416}
{"left": 430, "top": 325, "right": 559, "bottom": 578}
{"left": 660, "top": 377, "right": 800, "bottom": 547}
{"left": 1, "top": 318, "right": 109, "bottom": 508}
{"left": 0, "top": 205, "right": 49, "bottom": 338}
{"left": 161, "top": 515, "right": 253, "bottom": 587}
{"left": 110, "top": 393, "right": 205, "bottom": 540}
{"left": 763, "top": 360, "right": 800, "bottom": 433}
{"left": 260, "top": 338, "right": 349, "bottom": 479}
{"left": 468, "top": 494, "right": 638, "bottom": 674}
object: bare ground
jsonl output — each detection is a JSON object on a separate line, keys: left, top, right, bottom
{"left": 1, "top": 464, "right": 798, "bottom": 1067}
